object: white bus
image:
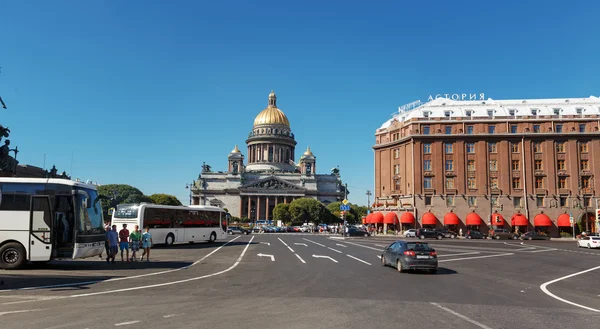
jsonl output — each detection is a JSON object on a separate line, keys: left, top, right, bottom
{"left": 111, "top": 203, "right": 229, "bottom": 245}
{"left": 0, "top": 178, "right": 106, "bottom": 269}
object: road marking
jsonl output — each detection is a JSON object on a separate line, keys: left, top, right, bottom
{"left": 312, "top": 254, "right": 338, "bottom": 263}
{"left": 328, "top": 247, "right": 343, "bottom": 253}
{"left": 260, "top": 242, "right": 271, "bottom": 246}
{"left": 257, "top": 253, "right": 275, "bottom": 261}
{"left": 347, "top": 254, "right": 371, "bottom": 265}
{"left": 529, "top": 249, "right": 557, "bottom": 253}
{"left": 437, "top": 252, "right": 480, "bottom": 258}
{"left": 439, "top": 253, "right": 514, "bottom": 262}
{"left": 278, "top": 238, "right": 295, "bottom": 252}
{"left": 336, "top": 244, "right": 347, "bottom": 247}
{"left": 344, "top": 241, "right": 383, "bottom": 251}
{"left": 0, "top": 309, "right": 44, "bottom": 316}
{"left": 115, "top": 320, "right": 141, "bottom": 326}
{"left": 0, "top": 236, "right": 242, "bottom": 293}
{"left": 376, "top": 255, "right": 382, "bottom": 259}
{"left": 430, "top": 302, "right": 492, "bottom": 329}
{"left": 374, "top": 244, "right": 387, "bottom": 248}
{"left": 294, "top": 243, "right": 307, "bottom": 246}
{"left": 163, "top": 313, "right": 184, "bottom": 318}
{"left": 295, "top": 254, "right": 306, "bottom": 264}
{"left": 303, "top": 238, "right": 326, "bottom": 247}
{"left": 540, "top": 265, "right": 600, "bottom": 313}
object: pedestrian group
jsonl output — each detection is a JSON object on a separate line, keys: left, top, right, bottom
{"left": 104, "top": 222, "right": 153, "bottom": 264}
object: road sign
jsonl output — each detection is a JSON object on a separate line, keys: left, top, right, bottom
{"left": 339, "top": 205, "right": 350, "bottom": 211}
{"left": 342, "top": 199, "right": 348, "bottom": 205}
{"left": 569, "top": 217, "right": 574, "bottom": 224}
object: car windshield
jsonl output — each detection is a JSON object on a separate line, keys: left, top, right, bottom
{"left": 74, "top": 187, "right": 104, "bottom": 235}
{"left": 406, "top": 242, "right": 432, "bottom": 251}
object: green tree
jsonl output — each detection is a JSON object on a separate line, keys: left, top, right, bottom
{"left": 97, "top": 184, "right": 152, "bottom": 217}
{"left": 289, "top": 198, "right": 330, "bottom": 224}
{"left": 148, "top": 193, "right": 183, "bottom": 206}
{"left": 273, "top": 203, "right": 292, "bottom": 224}
{"left": 325, "top": 202, "right": 367, "bottom": 225}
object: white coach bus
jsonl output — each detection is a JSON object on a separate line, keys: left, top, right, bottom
{"left": 0, "top": 178, "right": 106, "bottom": 269}
{"left": 111, "top": 203, "right": 229, "bottom": 245}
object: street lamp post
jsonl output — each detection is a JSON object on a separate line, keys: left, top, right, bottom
{"left": 366, "top": 190, "right": 372, "bottom": 214}
{"left": 185, "top": 182, "right": 195, "bottom": 205}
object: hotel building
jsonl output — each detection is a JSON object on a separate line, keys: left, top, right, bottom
{"left": 372, "top": 96, "right": 600, "bottom": 236}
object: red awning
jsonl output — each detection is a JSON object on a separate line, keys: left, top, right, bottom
{"left": 512, "top": 214, "right": 528, "bottom": 226}
{"left": 557, "top": 214, "right": 571, "bottom": 227}
{"left": 534, "top": 214, "right": 552, "bottom": 227}
{"left": 372, "top": 212, "right": 384, "bottom": 224}
{"left": 422, "top": 212, "right": 437, "bottom": 226}
{"left": 492, "top": 213, "right": 506, "bottom": 226}
{"left": 400, "top": 212, "right": 415, "bottom": 224}
{"left": 466, "top": 213, "right": 482, "bottom": 226}
{"left": 384, "top": 212, "right": 398, "bottom": 224}
{"left": 443, "top": 212, "right": 459, "bottom": 226}
{"left": 366, "top": 213, "right": 372, "bottom": 224}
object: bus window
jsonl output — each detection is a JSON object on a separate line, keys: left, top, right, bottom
{"left": 0, "top": 193, "right": 30, "bottom": 211}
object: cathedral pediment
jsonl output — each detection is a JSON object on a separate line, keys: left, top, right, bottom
{"left": 240, "top": 176, "right": 304, "bottom": 191}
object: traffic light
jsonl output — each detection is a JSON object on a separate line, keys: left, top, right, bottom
{"left": 340, "top": 211, "right": 345, "bottom": 220}
{"left": 596, "top": 209, "right": 600, "bottom": 223}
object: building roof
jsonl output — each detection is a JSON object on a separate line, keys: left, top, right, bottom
{"left": 379, "top": 95, "right": 600, "bottom": 130}
{"left": 253, "top": 90, "right": 291, "bottom": 127}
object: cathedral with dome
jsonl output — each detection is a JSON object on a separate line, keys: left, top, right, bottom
{"left": 191, "top": 91, "right": 347, "bottom": 221}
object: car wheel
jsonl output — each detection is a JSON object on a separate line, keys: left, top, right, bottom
{"left": 528, "top": 237, "right": 532, "bottom": 240}
{"left": 364, "top": 233, "right": 368, "bottom": 237}
{"left": 419, "top": 235, "right": 425, "bottom": 239}
{"left": 430, "top": 268, "right": 437, "bottom": 274}
{"left": 244, "top": 231, "right": 249, "bottom": 235}
{"left": 588, "top": 244, "right": 591, "bottom": 249}
{"left": 466, "top": 235, "right": 472, "bottom": 239}
{"left": 513, "top": 236, "right": 518, "bottom": 240}
{"left": 165, "top": 233, "right": 175, "bottom": 246}
{"left": 436, "top": 235, "right": 442, "bottom": 240}
{"left": 0, "top": 242, "right": 26, "bottom": 270}
{"left": 397, "top": 260, "right": 404, "bottom": 273}
{"left": 451, "top": 235, "right": 456, "bottom": 239}
{"left": 209, "top": 232, "right": 217, "bottom": 243}
{"left": 495, "top": 235, "right": 500, "bottom": 240}
{"left": 381, "top": 255, "right": 386, "bottom": 266}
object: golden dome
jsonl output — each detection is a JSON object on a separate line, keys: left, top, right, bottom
{"left": 253, "top": 90, "right": 290, "bottom": 127}
{"left": 303, "top": 146, "right": 313, "bottom": 156}
{"left": 231, "top": 144, "right": 241, "bottom": 153}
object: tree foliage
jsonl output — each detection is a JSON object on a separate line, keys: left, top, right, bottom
{"left": 148, "top": 193, "right": 182, "bottom": 206}
{"left": 97, "top": 184, "right": 152, "bottom": 217}
{"left": 273, "top": 203, "right": 292, "bottom": 224}
{"left": 289, "top": 198, "right": 330, "bottom": 224}
{"left": 325, "top": 202, "right": 368, "bottom": 225}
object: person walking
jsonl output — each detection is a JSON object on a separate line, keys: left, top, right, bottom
{"left": 118, "top": 224, "right": 130, "bottom": 262}
{"left": 106, "top": 225, "right": 118, "bottom": 264}
{"left": 140, "top": 227, "right": 153, "bottom": 262}
{"left": 129, "top": 225, "right": 141, "bottom": 262}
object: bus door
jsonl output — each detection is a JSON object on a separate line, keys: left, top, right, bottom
{"left": 29, "top": 196, "right": 53, "bottom": 261}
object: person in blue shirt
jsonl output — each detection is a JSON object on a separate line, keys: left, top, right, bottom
{"left": 140, "top": 227, "right": 153, "bottom": 262}
{"left": 106, "top": 225, "right": 119, "bottom": 264}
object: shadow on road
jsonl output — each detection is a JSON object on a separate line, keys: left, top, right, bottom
{"left": 20, "top": 260, "right": 193, "bottom": 271}
{"left": 0, "top": 274, "right": 119, "bottom": 291}
{"left": 406, "top": 267, "right": 458, "bottom": 275}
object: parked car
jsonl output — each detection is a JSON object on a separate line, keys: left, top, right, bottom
{"left": 381, "top": 240, "right": 438, "bottom": 273}
{"left": 489, "top": 229, "right": 518, "bottom": 240}
{"left": 416, "top": 228, "right": 444, "bottom": 240}
{"left": 227, "top": 226, "right": 251, "bottom": 235}
{"left": 403, "top": 229, "right": 418, "bottom": 238}
{"left": 577, "top": 236, "right": 600, "bottom": 248}
{"left": 436, "top": 228, "right": 458, "bottom": 239}
{"left": 465, "top": 230, "right": 487, "bottom": 239}
{"left": 520, "top": 231, "right": 550, "bottom": 240}
{"left": 347, "top": 227, "right": 370, "bottom": 237}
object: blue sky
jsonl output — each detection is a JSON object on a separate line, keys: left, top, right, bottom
{"left": 1, "top": 0, "right": 599, "bottom": 206}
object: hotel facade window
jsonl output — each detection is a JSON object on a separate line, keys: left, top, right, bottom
{"left": 445, "top": 143, "right": 453, "bottom": 153}
{"left": 511, "top": 142, "right": 519, "bottom": 153}
{"left": 445, "top": 126, "right": 452, "bottom": 134}
{"left": 534, "top": 142, "right": 542, "bottom": 153}
{"left": 424, "top": 177, "right": 432, "bottom": 188}
{"left": 423, "top": 126, "right": 430, "bottom": 135}
{"left": 423, "top": 143, "right": 431, "bottom": 153}
{"left": 579, "top": 124, "right": 586, "bottom": 133}
{"left": 512, "top": 160, "right": 519, "bottom": 171}
{"left": 467, "top": 177, "right": 476, "bottom": 189}
{"left": 424, "top": 160, "right": 432, "bottom": 171}
{"left": 467, "top": 143, "right": 475, "bottom": 153}
{"left": 556, "top": 124, "right": 563, "bottom": 133}
{"left": 488, "top": 125, "right": 495, "bottom": 134}
{"left": 510, "top": 125, "right": 517, "bottom": 133}
{"left": 556, "top": 142, "right": 565, "bottom": 153}
{"left": 468, "top": 196, "right": 476, "bottom": 207}
{"left": 445, "top": 160, "right": 453, "bottom": 171}
{"left": 466, "top": 125, "right": 474, "bottom": 134}
{"left": 580, "top": 142, "right": 589, "bottom": 153}
{"left": 488, "top": 142, "right": 497, "bottom": 153}
{"left": 489, "top": 160, "right": 497, "bottom": 171}
{"left": 467, "top": 160, "right": 475, "bottom": 171}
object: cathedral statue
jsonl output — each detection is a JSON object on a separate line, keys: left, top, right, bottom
{"left": 0, "top": 125, "right": 10, "bottom": 143}
{"left": 0, "top": 139, "right": 19, "bottom": 173}
{"left": 232, "top": 161, "right": 238, "bottom": 174}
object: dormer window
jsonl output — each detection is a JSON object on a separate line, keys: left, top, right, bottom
{"left": 509, "top": 109, "right": 516, "bottom": 116}
{"left": 423, "top": 111, "right": 430, "bottom": 118}
{"left": 487, "top": 110, "right": 494, "bottom": 117}
{"left": 465, "top": 110, "right": 472, "bottom": 117}
{"left": 576, "top": 108, "right": 583, "bottom": 115}
{"left": 444, "top": 111, "right": 451, "bottom": 118}
{"left": 553, "top": 108, "right": 561, "bottom": 115}
{"left": 530, "top": 109, "right": 538, "bottom": 116}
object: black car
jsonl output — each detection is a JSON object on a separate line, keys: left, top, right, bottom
{"left": 465, "top": 230, "right": 487, "bottom": 239}
{"left": 381, "top": 240, "right": 438, "bottom": 273}
{"left": 520, "top": 231, "right": 550, "bottom": 240}
{"left": 227, "top": 226, "right": 251, "bottom": 235}
{"left": 347, "top": 227, "right": 370, "bottom": 237}
{"left": 436, "top": 228, "right": 458, "bottom": 239}
{"left": 416, "top": 228, "right": 444, "bottom": 240}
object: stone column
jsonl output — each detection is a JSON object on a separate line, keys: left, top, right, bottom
{"left": 247, "top": 196, "right": 251, "bottom": 219}
{"left": 257, "top": 196, "right": 261, "bottom": 220}
{"left": 239, "top": 197, "right": 243, "bottom": 219}
{"left": 275, "top": 196, "right": 279, "bottom": 206}
{"left": 266, "top": 196, "right": 270, "bottom": 221}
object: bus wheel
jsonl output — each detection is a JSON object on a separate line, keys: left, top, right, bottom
{"left": 209, "top": 232, "right": 217, "bottom": 243}
{"left": 165, "top": 234, "right": 175, "bottom": 246}
{"left": 0, "top": 242, "right": 26, "bottom": 270}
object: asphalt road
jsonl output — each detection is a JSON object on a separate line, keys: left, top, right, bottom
{"left": 1, "top": 234, "right": 600, "bottom": 329}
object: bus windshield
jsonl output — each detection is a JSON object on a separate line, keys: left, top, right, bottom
{"left": 75, "top": 187, "right": 105, "bottom": 235}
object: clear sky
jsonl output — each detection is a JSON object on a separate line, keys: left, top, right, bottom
{"left": 1, "top": 0, "right": 599, "bottom": 206}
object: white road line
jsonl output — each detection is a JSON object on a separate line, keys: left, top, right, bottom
{"left": 303, "top": 238, "right": 326, "bottom": 247}
{"left": 115, "top": 320, "right": 141, "bottom": 326}
{"left": 163, "top": 313, "right": 184, "bottom": 318}
{"left": 344, "top": 241, "right": 383, "bottom": 251}
{"left": 335, "top": 244, "right": 347, "bottom": 247}
{"left": 540, "top": 265, "right": 600, "bottom": 313}
{"left": 376, "top": 255, "right": 382, "bottom": 259}
{"left": 294, "top": 243, "right": 307, "bottom": 246}
{"left": 278, "top": 238, "right": 295, "bottom": 252}
{"left": 430, "top": 302, "right": 492, "bottom": 329}
{"left": 0, "top": 309, "right": 44, "bottom": 316}
{"left": 346, "top": 254, "right": 371, "bottom": 265}
{"left": 257, "top": 253, "right": 275, "bottom": 261}
{"left": 439, "top": 253, "right": 514, "bottom": 263}
{"left": 437, "top": 252, "right": 480, "bottom": 258}
{"left": 328, "top": 247, "right": 342, "bottom": 253}
{"left": 312, "top": 254, "right": 338, "bottom": 263}
{"left": 529, "top": 249, "right": 557, "bottom": 253}
{"left": 295, "top": 254, "right": 306, "bottom": 264}
{"left": 0, "top": 236, "right": 242, "bottom": 293}
{"left": 260, "top": 242, "right": 271, "bottom": 246}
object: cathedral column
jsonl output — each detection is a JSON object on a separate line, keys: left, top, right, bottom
{"left": 239, "top": 197, "right": 243, "bottom": 219}
{"left": 257, "top": 196, "right": 261, "bottom": 220}
{"left": 266, "top": 197, "right": 270, "bottom": 221}
{"left": 275, "top": 197, "right": 279, "bottom": 206}
{"left": 247, "top": 196, "right": 251, "bottom": 219}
